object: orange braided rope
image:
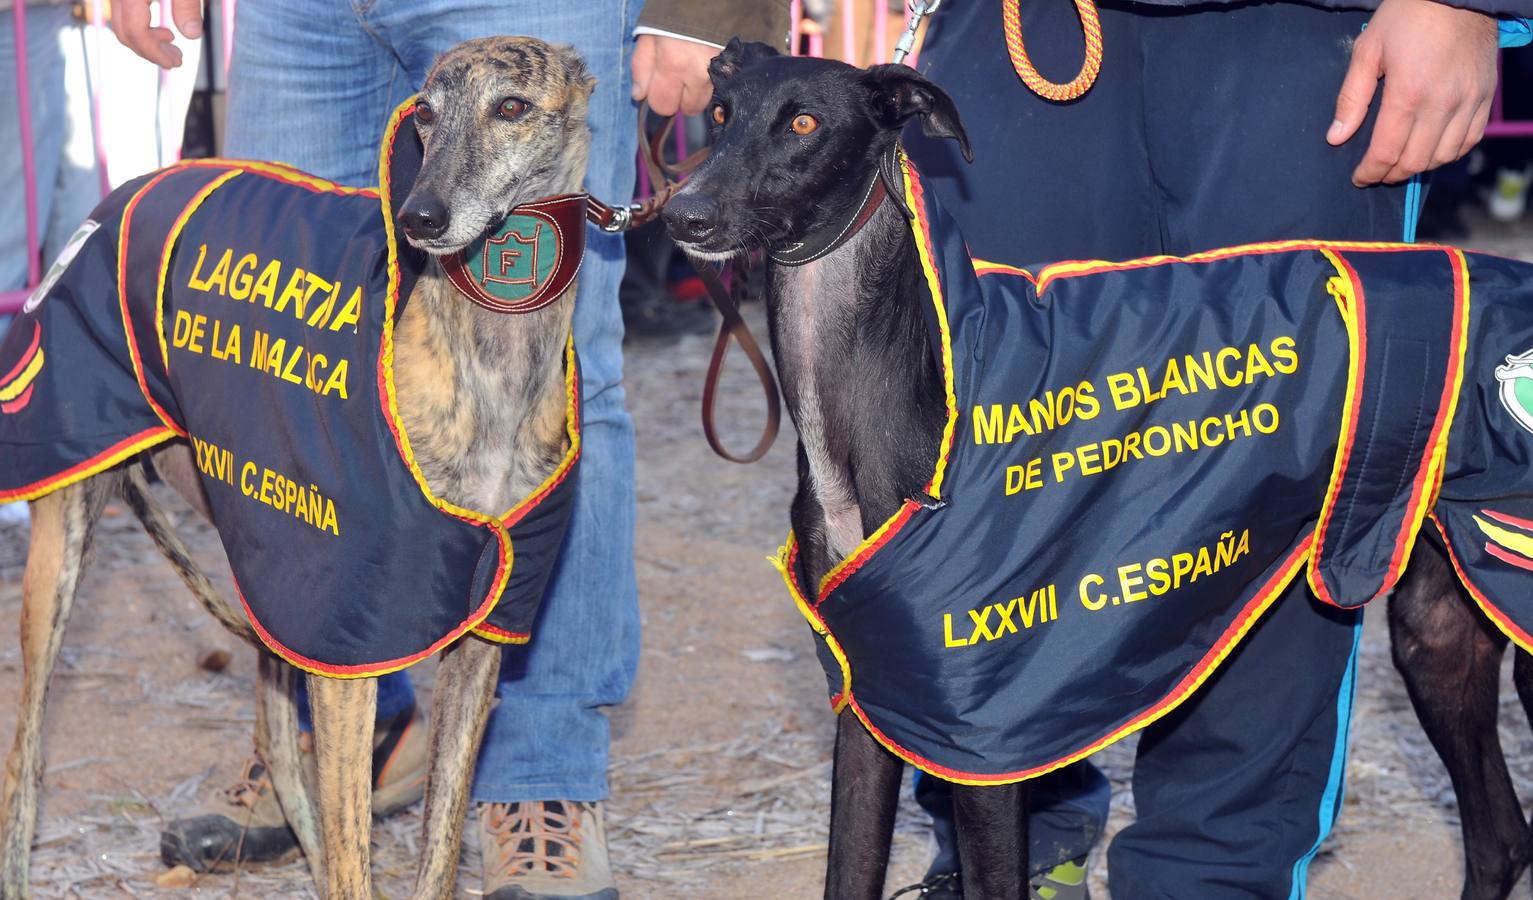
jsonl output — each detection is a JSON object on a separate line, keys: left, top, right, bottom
{"left": 1003, "top": 0, "right": 1103, "bottom": 102}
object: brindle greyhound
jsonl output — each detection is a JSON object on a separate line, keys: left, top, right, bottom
{"left": 666, "top": 41, "right": 1533, "bottom": 900}
{"left": 1, "top": 36, "right": 596, "bottom": 900}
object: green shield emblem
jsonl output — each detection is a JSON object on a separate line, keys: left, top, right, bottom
{"left": 1496, "top": 350, "right": 1533, "bottom": 435}
{"left": 466, "top": 213, "right": 559, "bottom": 305}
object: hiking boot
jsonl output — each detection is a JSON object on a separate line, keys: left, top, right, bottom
{"left": 1032, "top": 857, "right": 1089, "bottom": 900}
{"left": 159, "top": 703, "right": 428, "bottom": 872}
{"left": 480, "top": 800, "right": 618, "bottom": 899}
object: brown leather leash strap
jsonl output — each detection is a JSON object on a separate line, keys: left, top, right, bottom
{"left": 591, "top": 104, "right": 781, "bottom": 464}
{"left": 686, "top": 253, "right": 781, "bottom": 464}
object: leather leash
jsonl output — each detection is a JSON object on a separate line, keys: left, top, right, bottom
{"left": 601, "top": 105, "right": 781, "bottom": 464}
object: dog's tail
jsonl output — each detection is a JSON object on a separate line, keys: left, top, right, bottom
{"left": 122, "top": 463, "right": 256, "bottom": 644}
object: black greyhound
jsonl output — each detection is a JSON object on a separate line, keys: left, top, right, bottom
{"left": 664, "top": 41, "right": 1533, "bottom": 900}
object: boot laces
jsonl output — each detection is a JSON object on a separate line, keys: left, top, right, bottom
{"left": 483, "top": 800, "right": 585, "bottom": 880}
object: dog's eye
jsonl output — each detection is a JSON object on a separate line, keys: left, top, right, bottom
{"left": 791, "top": 114, "right": 818, "bottom": 136}
{"left": 710, "top": 104, "right": 726, "bottom": 126}
{"left": 499, "top": 98, "right": 529, "bottom": 120}
{"left": 415, "top": 102, "right": 435, "bottom": 126}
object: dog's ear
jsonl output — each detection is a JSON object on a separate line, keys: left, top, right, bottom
{"left": 709, "top": 37, "right": 779, "bottom": 81}
{"left": 861, "top": 65, "right": 972, "bottom": 163}
{"left": 552, "top": 43, "right": 597, "bottom": 99}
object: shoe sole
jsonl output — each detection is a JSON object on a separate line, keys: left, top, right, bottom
{"left": 162, "top": 774, "right": 427, "bottom": 874}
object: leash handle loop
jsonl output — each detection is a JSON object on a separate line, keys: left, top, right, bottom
{"left": 688, "top": 255, "right": 782, "bottom": 464}
{"left": 1003, "top": 0, "right": 1103, "bottom": 102}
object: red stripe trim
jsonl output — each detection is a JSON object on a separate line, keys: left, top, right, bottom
{"left": 1309, "top": 253, "right": 1367, "bottom": 608}
{"left": 1, "top": 322, "right": 40, "bottom": 384}
{"left": 0, "top": 426, "right": 177, "bottom": 502}
{"left": 1432, "top": 513, "right": 1533, "bottom": 653}
{"left": 818, "top": 501, "right": 916, "bottom": 603}
{"left": 472, "top": 622, "right": 531, "bottom": 643}
{"left": 1485, "top": 542, "right": 1533, "bottom": 572}
{"left": 118, "top": 170, "right": 189, "bottom": 438}
{"left": 1, "top": 384, "right": 34, "bottom": 414}
{"left": 234, "top": 536, "right": 512, "bottom": 678}
{"left": 971, "top": 259, "right": 1036, "bottom": 283}
{"left": 838, "top": 536, "right": 1313, "bottom": 784}
{"left": 169, "top": 158, "right": 380, "bottom": 197}
{"left": 1480, "top": 508, "right": 1533, "bottom": 533}
{"left": 1376, "top": 250, "right": 1468, "bottom": 596}
{"left": 1033, "top": 239, "right": 1460, "bottom": 294}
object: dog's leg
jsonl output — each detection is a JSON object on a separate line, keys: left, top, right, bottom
{"left": 1391, "top": 538, "right": 1523, "bottom": 900}
{"left": 825, "top": 709, "right": 901, "bottom": 900}
{"left": 411, "top": 636, "right": 501, "bottom": 899}
{"left": 255, "top": 653, "right": 325, "bottom": 887}
{"left": 1, "top": 481, "right": 105, "bottom": 898}
{"left": 122, "top": 463, "right": 254, "bottom": 643}
{"left": 307, "top": 673, "right": 377, "bottom": 900}
{"left": 952, "top": 781, "right": 1029, "bottom": 900}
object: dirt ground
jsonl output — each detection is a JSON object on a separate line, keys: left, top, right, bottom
{"left": 2, "top": 209, "right": 1532, "bottom": 899}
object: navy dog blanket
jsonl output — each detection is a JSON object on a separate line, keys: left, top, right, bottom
{"left": 773, "top": 154, "right": 1533, "bottom": 783}
{"left": 0, "top": 100, "right": 580, "bottom": 677}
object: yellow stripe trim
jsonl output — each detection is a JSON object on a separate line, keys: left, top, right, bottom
{"left": 1306, "top": 252, "right": 1363, "bottom": 600}
{"left": 815, "top": 152, "right": 960, "bottom": 598}
{"left": 1032, "top": 238, "right": 1451, "bottom": 295}
{"left": 774, "top": 532, "right": 853, "bottom": 711}
{"left": 1396, "top": 249, "right": 1470, "bottom": 576}
{"left": 157, "top": 170, "right": 243, "bottom": 371}
{"left": 1475, "top": 515, "right": 1533, "bottom": 560}
{"left": 855, "top": 538, "right": 1312, "bottom": 786}
{"left": 0, "top": 348, "right": 43, "bottom": 401}
{"left": 0, "top": 428, "right": 178, "bottom": 504}
{"left": 500, "top": 334, "right": 582, "bottom": 522}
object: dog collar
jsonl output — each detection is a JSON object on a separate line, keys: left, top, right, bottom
{"left": 442, "top": 193, "right": 587, "bottom": 314}
{"left": 769, "top": 143, "right": 912, "bottom": 268}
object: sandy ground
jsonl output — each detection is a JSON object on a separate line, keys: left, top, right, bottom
{"left": 2, "top": 208, "right": 1532, "bottom": 899}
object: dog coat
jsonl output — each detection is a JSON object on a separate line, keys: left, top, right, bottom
{"left": 774, "top": 154, "right": 1533, "bottom": 783}
{"left": 0, "top": 101, "right": 583, "bottom": 677}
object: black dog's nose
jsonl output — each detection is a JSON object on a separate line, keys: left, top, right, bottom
{"left": 663, "top": 194, "right": 720, "bottom": 243}
{"left": 399, "top": 195, "right": 451, "bottom": 240}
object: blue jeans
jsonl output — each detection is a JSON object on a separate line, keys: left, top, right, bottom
{"left": 1, "top": 4, "right": 103, "bottom": 293}
{"left": 226, "top": 0, "right": 641, "bottom": 803}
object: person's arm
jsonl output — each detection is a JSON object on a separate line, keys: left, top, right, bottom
{"left": 632, "top": 0, "right": 790, "bottom": 116}
{"left": 108, "top": 0, "right": 203, "bottom": 69}
{"left": 1326, "top": 0, "right": 1501, "bottom": 186}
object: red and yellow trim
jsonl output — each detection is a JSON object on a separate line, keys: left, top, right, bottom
{"left": 170, "top": 157, "right": 378, "bottom": 198}
{"left": 119, "top": 170, "right": 191, "bottom": 438}
{"left": 0, "top": 426, "right": 178, "bottom": 503}
{"left": 156, "top": 169, "right": 243, "bottom": 370}
{"left": 471, "top": 334, "right": 582, "bottom": 641}
{"left": 0, "top": 321, "right": 44, "bottom": 413}
{"left": 235, "top": 566, "right": 515, "bottom": 678}
{"left": 1031, "top": 238, "right": 1457, "bottom": 295}
{"left": 971, "top": 258, "right": 1036, "bottom": 283}
{"left": 814, "top": 153, "right": 960, "bottom": 600}
{"left": 1305, "top": 251, "right": 1367, "bottom": 606}
{"left": 1432, "top": 513, "right": 1533, "bottom": 655}
{"left": 1306, "top": 248, "right": 1469, "bottom": 607}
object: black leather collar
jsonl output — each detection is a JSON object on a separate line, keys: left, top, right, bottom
{"left": 769, "top": 143, "right": 912, "bottom": 268}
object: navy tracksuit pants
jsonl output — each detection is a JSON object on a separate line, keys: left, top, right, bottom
{"left": 905, "top": 1, "right": 1404, "bottom": 896}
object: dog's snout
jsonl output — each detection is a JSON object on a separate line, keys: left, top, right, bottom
{"left": 400, "top": 195, "right": 451, "bottom": 241}
{"left": 663, "top": 195, "right": 721, "bottom": 243}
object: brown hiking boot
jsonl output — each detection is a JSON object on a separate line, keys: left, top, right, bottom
{"left": 159, "top": 703, "right": 428, "bottom": 872}
{"left": 480, "top": 800, "right": 618, "bottom": 899}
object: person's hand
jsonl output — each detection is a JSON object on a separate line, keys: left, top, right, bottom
{"left": 632, "top": 34, "right": 719, "bottom": 117}
{"left": 110, "top": 0, "right": 203, "bottom": 69}
{"left": 1327, "top": 0, "right": 1499, "bottom": 187}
